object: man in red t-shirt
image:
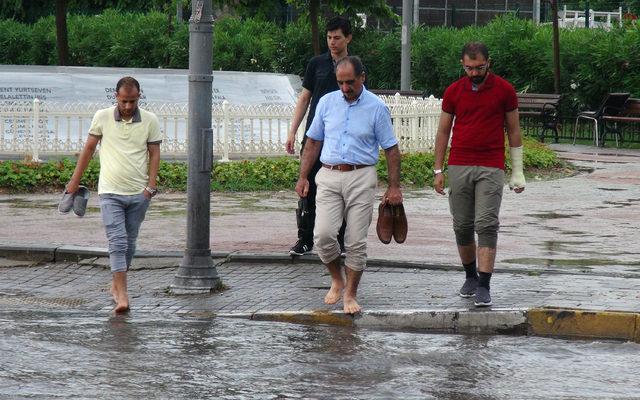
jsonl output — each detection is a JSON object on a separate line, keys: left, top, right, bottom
{"left": 433, "top": 42, "right": 525, "bottom": 307}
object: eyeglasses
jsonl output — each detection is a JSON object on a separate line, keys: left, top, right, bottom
{"left": 462, "top": 64, "right": 488, "bottom": 72}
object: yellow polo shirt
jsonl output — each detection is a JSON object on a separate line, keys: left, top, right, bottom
{"left": 89, "top": 106, "right": 162, "bottom": 195}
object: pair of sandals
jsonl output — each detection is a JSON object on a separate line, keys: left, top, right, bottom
{"left": 58, "top": 186, "right": 90, "bottom": 217}
{"left": 376, "top": 201, "right": 408, "bottom": 244}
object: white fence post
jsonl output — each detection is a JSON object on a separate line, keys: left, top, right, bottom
{"left": 31, "top": 98, "right": 41, "bottom": 162}
{"left": 220, "top": 100, "right": 230, "bottom": 162}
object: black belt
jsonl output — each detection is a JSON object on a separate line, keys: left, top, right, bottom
{"left": 322, "top": 163, "right": 370, "bottom": 172}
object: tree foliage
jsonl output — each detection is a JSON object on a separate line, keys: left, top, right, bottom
{"left": 285, "top": 0, "right": 397, "bottom": 55}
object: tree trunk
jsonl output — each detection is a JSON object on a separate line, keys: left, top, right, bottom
{"left": 55, "top": 0, "right": 69, "bottom": 66}
{"left": 310, "top": 0, "right": 320, "bottom": 56}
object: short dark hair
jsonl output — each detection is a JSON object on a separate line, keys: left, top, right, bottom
{"left": 336, "top": 56, "right": 364, "bottom": 77}
{"left": 326, "top": 16, "right": 351, "bottom": 36}
{"left": 461, "top": 42, "right": 489, "bottom": 61}
{"left": 116, "top": 76, "right": 140, "bottom": 94}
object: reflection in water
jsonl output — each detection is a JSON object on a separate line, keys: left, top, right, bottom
{"left": 1, "top": 310, "right": 639, "bottom": 399}
{"left": 104, "top": 314, "right": 140, "bottom": 353}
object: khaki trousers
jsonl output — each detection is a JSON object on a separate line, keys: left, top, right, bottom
{"left": 313, "top": 166, "right": 377, "bottom": 271}
{"left": 447, "top": 165, "right": 504, "bottom": 248}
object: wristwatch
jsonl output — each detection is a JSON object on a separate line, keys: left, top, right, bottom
{"left": 145, "top": 186, "right": 158, "bottom": 197}
{"left": 433, "top": 169, "right": 443, "bottom": 175}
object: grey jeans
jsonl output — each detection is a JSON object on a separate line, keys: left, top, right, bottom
{"left": 447, "top": 165, "right": 504, "bottom": 248}
{"left": 99, "top": 193, "right": 150, "bottom": 273}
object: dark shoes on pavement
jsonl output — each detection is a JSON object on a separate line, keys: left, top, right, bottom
{"left": 474, "top": 286, "right": 492, "bottom": 307}
{"left": 289, "top": 240, "right": 312, "bottom": 256}
{"left": 376, "top": 201, "right": 408, "bottom": 244}
{"left": 459, "top": 278, "right": 478, "bottom": 298}
{"left": 460, "top": 277, "right": 492, "bottom": 307}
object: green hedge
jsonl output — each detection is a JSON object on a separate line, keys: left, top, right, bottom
{"left": 1, "top": 12, "right": 638, "bottom": 111}
{"left": 0, "top": 137, "right": 561, "bottom": 192}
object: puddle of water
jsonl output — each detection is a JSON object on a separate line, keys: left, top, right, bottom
{"left": 525, "top": 212, "right": 582, "bottom": 220}
{"left": 558, "top": 230, "right": 589, "bottom": 235}
{"left": 597, "top": 187, "right": 627, "bottom": 191}
{"left": 0, "top": 310, "right": 638, "bottom": 399}
{"left": 603, "top": 200, "right": 634, "bottom": 207}
{"left": 502, "top": 257, "right": 640, "bottom": 267}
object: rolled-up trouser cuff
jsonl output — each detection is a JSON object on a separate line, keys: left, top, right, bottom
{"left": 454, "top": 225, "right": 475, "bottom": 246}
{"left": 448, "top": 165, "right": 504, "bottom": 250}
{"left": 100, "top": 193, "right": 150, "bottom": 273}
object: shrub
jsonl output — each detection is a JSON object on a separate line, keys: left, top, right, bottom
{"left": 213, "top": 17, "right": 280, "bottom": 72}
{"left": 0, "top": 19, "right": 32, "bottom": 65}
{"left": 2, "top": 11, "right": 639, "bottom": 111}
{"left": 30, "top": 16, "right": 56, "bottom": 65}
{"left": 67, "top": 10, "right": 170, "bottom": 68}
{"left": 0, "top": 139, "right": 563, "bottom": 193}
{"left": 505, "top": 135, "right": 562, "bottom": 171}
{"left": 274, "top": 17, "right": 315, "bottom": 76}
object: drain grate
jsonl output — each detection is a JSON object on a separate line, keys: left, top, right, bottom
{"left": 0, "top": 294, "right": 88, "bottom": 308}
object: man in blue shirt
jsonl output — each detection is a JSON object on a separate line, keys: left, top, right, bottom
{"left": 286, "top": 16, "right": 353, "bottom": 257}
{"left": 295, "top": 56, "right": 402, "bottom": 314}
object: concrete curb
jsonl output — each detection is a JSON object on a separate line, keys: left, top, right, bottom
{"left": 2, "top": 244, "right": 640, "bottom": 342}
{"left": 2, "top": 244, "right": 635, "bottom": 278}
{"left": 0, "top": 244, "right": 460, "bottom": 271}
{"left": 247, "top": 309, "right": 529, "bottom": 335}
{"left": 206, "top": 308, "right": 640, "bottom": 342}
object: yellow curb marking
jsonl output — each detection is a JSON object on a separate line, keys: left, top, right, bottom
{"left": 529, "top": 308, "right": 639, "bottom": 342}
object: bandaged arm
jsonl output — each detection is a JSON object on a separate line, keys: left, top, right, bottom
{"left": 509, "top": 145, "right": 525, "bottom": 189}
{"left": 505, "top": 109, "right": 526, "bottom": 190}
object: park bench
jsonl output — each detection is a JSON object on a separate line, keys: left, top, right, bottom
{"left": 573, "top": 92, "right": 630, "bottom": 147}
{"left": 601, "top": 98, "right": 640, "bottom": 146}
{"left": 517, "top": 93, "right": 561, "bottom": 143}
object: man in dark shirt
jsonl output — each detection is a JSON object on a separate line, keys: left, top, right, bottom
{"left": 285, "top": 16, "right": 352, "bottom": 256}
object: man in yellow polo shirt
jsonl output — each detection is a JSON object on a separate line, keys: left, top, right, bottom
{"left": 66, "top": 76, "right": 162, "bottom": 313}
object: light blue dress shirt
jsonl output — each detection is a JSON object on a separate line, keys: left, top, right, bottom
{"left": 305, "top": 87, "right": 398, "bottom": 166}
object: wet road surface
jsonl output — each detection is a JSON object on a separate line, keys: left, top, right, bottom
{"left": 1, "top": 309, "right": 639, "bottom": 399}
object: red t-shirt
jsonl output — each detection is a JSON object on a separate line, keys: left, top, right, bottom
{"left": 441, "top": 73, "right": 518, "bottom": 169}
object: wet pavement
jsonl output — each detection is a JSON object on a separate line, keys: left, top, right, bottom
{"left": 1, "top": 144, "right": 640, "bottom": 398}
{"left": 2, "top": 310, "right": 639, "bottom": 399}
{"left": 1, "top": 144, "right": 640, "bottom": 276}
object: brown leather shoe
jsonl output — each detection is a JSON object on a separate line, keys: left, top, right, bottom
{"left": 391, "top": 203, "right": 408, "bottom": 243}
{"left": 376, "top": 202, "right": 393, "bottom": 244}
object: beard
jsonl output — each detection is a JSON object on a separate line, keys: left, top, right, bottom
{"left": 470, "top": 75, "right": 486, "bottom": 85}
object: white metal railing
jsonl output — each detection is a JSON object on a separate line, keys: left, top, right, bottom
{"left": 559, "top": 6, "right": 623, "bottom": 30}
{"left": 0, "top": 95, "right": 442, "bottom": 161}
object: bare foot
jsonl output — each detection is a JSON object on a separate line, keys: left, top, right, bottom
{"left": 111, "top": 272, "right": 130, "bottom": 313}
{"left": 324, "top": 281, "right": 343, "bottom": 304}
{"left": 112, "top": 291, "right": 129, "bottom": 314}
{"left": 343, "top": 294, "right": 361, "bottom": 314}
{"left": 114, "top": 303, "right": 129, "bottom": 313}
{"left": 110, "top": 284, "right": 117, "bottom": 304}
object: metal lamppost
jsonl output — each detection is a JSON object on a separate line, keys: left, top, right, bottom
{"left": 401, "top": 0, "right": 412, "bottom": 91}
{"left": 172, "top": 0, "right": 220, "bottom": 293}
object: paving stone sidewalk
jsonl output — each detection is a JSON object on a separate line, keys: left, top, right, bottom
{"left": 1, "top": 144, "right": 640, "bottom": 341}
{"left": 1, "top": 256, "right": 639, "bottom": 316}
